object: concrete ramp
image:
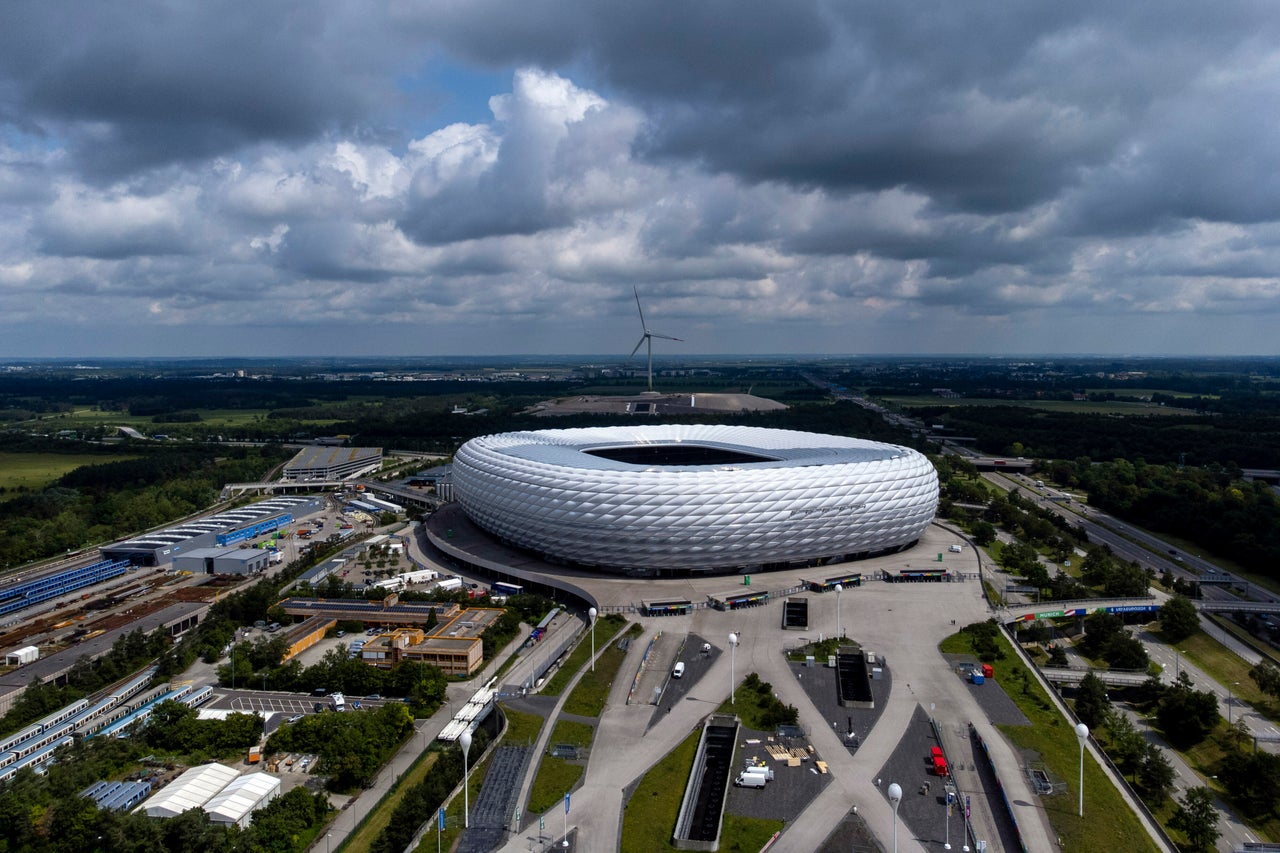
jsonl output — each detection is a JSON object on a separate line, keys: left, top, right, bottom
{"left": 628, "top": 631, "right": 685, "bottom": 705}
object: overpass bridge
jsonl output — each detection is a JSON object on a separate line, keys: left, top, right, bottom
{"left": 1002, "top": 597, "right": 1161, "bottom": 625}
{"left": 1039, "top": 667, "right": 1152, "bottom": 687}
{"left": 219, "top": 479, "right": 444, "bottom": 511}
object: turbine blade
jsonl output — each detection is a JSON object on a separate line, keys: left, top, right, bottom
{"left": 633, "top": 286, "right": 647, "bottom": 330}
{"left": 650, "top": 333, "right": 682, "bottom": 342}
{"left": 629, "top": 335, "right": 648, "bottom": 358}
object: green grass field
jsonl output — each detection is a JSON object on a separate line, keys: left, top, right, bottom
{"left": 940, "top": 627, "right": 1159, "bottom": 853}
{"left": 620, "top": 729, "right": 701, "bottom": 853}
{"left": 0, "top": 452, "right": 139, "bottom": 491}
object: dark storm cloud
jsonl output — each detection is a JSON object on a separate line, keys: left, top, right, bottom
{"left": 421, "top": 0, "right": 1280, "bottom": 216}
{"left": 0, "top": 1, "right": 407, "bottom": 178}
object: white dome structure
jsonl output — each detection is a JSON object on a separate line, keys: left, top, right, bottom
{"left": 452, "top": 425, "right": 938, "bottom": 574}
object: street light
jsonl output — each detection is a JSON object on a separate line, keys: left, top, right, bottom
{"left": 834, "top": 583, "right": 843, "bottom": 640}
{"left": 1075, "top": 722, "right": 1089, "bottom": 817}
{"left": 1229, "top": 681, "right": 1240, "bottom": 724}
{"left": 944, "top": 791, "right": 952, "bottom": 850}
{"left": 728, "top": 633, "right": 739, "bottom": 706}
{"left": 460, "top": 730, "right": 472, "bottom": 828}
{"left": 588, "top": 607, "right": 598, "bottom": 673}
{"left": 887, "top": 782, "right": 902, "bottom": 853}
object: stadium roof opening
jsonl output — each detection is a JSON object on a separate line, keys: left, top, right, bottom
{"left": 583, "top": 443, "right": 777, "bottom": 466}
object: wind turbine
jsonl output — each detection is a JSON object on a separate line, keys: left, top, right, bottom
{"left": 629, "top": 287, "right": 682, "bottom": 393}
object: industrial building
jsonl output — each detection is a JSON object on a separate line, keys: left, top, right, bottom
{"left": 281, "top": 616, "right": 336, "bottom": 662}
{"left": 103, "top": 497, "right": 322, "bottom": 567}
{"left": 5, "top": 646, "right": 38, "bottom": 666}
{"left": 283, "top": 446, "right": 383, "bottom": 481}
{"left": 203, "top": 772, "right": 281, "bottom": 828}
{"left": 358, "top": 608, "right": 503, "bottom": 676}
{"left": 138, "top": 762, "right": 240, "bottom": 819}
{"left": 171, "top": 547, "right": 270, "bottom": 576}
{"left": 277, "top": 596, "right": 463, "bottom": 629}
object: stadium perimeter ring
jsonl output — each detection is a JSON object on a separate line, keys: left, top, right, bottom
{"left": 452, "top": 425, "right": 939, "bottom": 575}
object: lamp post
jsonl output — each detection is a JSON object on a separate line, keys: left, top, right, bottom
{"left": 944, "top": 792, "right": 952, "bottom": 850}
{"left": 887, "top": 782, "right": 902, "bottom": 853}
{"left": 588, "top": 607, "right": 598, "bottom": 672}
{"left": 1229, "top": 681, "right": 1239, "bottom": 724}
{"left": 834, "top": 583, "right": 843, "bottom": 639}
{"left": 728, "top": 633, "right": 739, "bottom": 706}
{"left": 460, "top": 730, "right": 472, "bottom": 828}
{"left": 1075, "top": 722, "right": 1089, "bottom": 817}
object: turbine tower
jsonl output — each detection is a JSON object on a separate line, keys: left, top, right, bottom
{"left": 629, "top": 287, "right": 682, "bottom": 393}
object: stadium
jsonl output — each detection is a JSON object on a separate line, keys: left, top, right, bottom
{"left": 451, "top": 425, "right": 939, "bottom": 575}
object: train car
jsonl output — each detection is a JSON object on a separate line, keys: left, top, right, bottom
{"left": 181, "top": 686, "right": 214, "bottom": 708}
{"left": 108, "top": 667, "right": 159, "bottom": 706}
{"left": 0, "top": 723, "right": 44, "bottom": 755}
{"left": 0, "top": 736, "right": 74, "bottom": 783}
{"left": 34, "top": 698, "right": 89, "bottom": 733}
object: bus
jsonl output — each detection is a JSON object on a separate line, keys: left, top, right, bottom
{"left": 492, "top": 581, "right": 524, "bottom": 597}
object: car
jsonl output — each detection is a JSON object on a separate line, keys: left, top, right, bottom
{"left": 287, "top": 714, "right": 303, "bottom": 724}
{"left": 313, "top": 702, "right": 324, "bottom": 713}
{"left": 311, "top": 688, "right": 328, "bottom": 697}
{"left": 366, "top": 694, "right": 381, "bottom": 700}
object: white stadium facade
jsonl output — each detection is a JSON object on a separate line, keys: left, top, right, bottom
{"left": 452, "top": 425, "right": 939, "bottom": 576}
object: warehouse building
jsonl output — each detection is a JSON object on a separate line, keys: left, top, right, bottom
{"left": 283, "top": 446, "right": 383, "bottom": 481}
{"left": 138, "top": 763, "right": 240, "bottom": 819}
{"left": 103, "top": 497, "right": 322, "bottom": 567}
{"left": 203, "top": 772, "right": 281, "bottom": 828}
{"left": 172, "top": 547, "right": 270, "bottom": 576}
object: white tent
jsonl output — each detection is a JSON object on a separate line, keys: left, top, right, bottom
{"left": 204, "top": 772, "right": 281, "bottom": 828}
{"left": 138, "top": 763, "right": 240, "bottom": 819}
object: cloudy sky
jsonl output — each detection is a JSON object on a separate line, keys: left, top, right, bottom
{"left": 2, "top": 1, "right": 1278, "bottom": 358}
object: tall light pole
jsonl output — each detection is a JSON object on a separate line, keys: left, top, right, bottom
{"left": 944, "top": 791, "right": 952, "bottom": 850}
{"left": 588, "top": 607, "right": 598, "bottom": 672}
{"left": 1075, "top": 722, "right": 1089, "bottom": 817}
{"left": 888, "top": 782, "right": 902, "bottom": 853}
{"left": 834, "top": 583, "right": 843, "bottom": 639}
{"left": 460, "top": 730, "right": 472, "bottom": 828}
{"left": 1229, "top": 681, "right": 1240, "bottom": 724}
{"left": 728, "top": 633, "right": 739, "bottom": 706}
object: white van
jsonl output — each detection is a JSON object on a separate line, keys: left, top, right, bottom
{"left": 948, "top": 545, "right": 963, "bottom": 553}
{"left": 734, "top": 772, "right": 766, "bottom": 788}
{"left": 672, "top": 662, "right": 685, "bottom": 679}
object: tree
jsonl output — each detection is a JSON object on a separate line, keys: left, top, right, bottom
{"left": 1250, "top": 660, "right": 1280, "bottom": 699}
{"left": 1074, "top": 672, "right": 1111, "bottom": 729}
{"left": 1048, "top": 645, "right": 1069, "bottom": 667}
{"left": 1156, "top": 680, "right": 1221, "bottom": 748}
{"left": 970, "top": 521, "right": 996, "bottom": 547}
{"left": 1136, "top": 743, "right": 1175, "bottom": 805}
{"left": 1171, "top": 787, "right": 1220, "bottom": 851}
{"left": 1159, "top": 595, "right": 1199, "bottom": 643}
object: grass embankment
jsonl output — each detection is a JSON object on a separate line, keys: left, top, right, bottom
{"left": 1160, "top": 627, "right": 1277, "bottom": 716}
{"left": 940, "top": 628, "right": 1159, "bottom": 853}
{"left": 621, "top": 729, "right": 783, "bottom": 853}
{"left": 541, "top": 614, "right": 629, "bottom": 697}
{"left": 339, "top": 751, "right": 439, "bottom": 853}
{"left": 528, "top": 720, "right": 594, "bottom": 813}
{"left": 501, "top": 705, "right": 546, "bottom": 746}
{"left": 562, "top": 624, "right": 642, "bottom": 717}
{"left": 413, "top": 749, "right": 494, "bottom": 853}
{"left": 621, "top": 730, "right": 701, "bottom": 853}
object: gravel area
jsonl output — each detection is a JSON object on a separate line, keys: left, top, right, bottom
{"left": 725, "top": 724, "right": 833, "bottom": 822}
{"left": 941, "top": 653, "right": 1031, "bottom": 726}
{"left": 787, "top": 655, "right": 892, "bottom": 749}
{"left": 874, "top": 705, "right": 962, "bottom": 851}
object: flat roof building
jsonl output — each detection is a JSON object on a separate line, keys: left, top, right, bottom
{"left": 284, "top": 446, "right": 383, "bottom": 481}
{"left": 172, "top": 547, "right": 270, "bottom": 576}
{"left": 358, "top": 608, "right": 503, "bottom": 676}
